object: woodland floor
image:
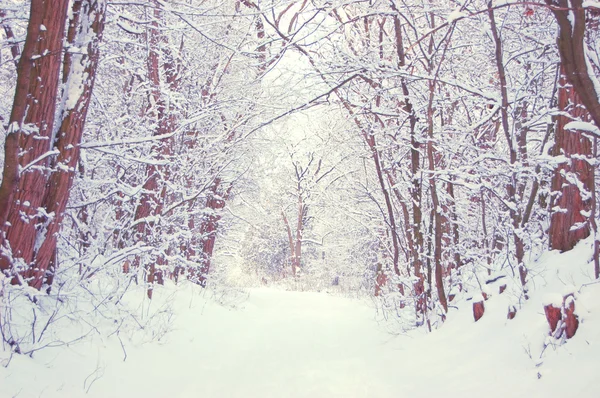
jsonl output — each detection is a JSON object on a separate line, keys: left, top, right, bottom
{"left": 2, "top": 242, "right": 600, "bottom": 398}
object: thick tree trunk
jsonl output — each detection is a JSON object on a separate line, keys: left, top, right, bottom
{"left": 546, "top": 0, "right": 600, "bottom": 128}
{"left": 545, "top": 0, "right": 599, "bottom": 252}
{"left": 549, "top": 71, "right": 593, "bottom": 251}
{"left": 33, "top": 0, "right": 107, "bottom": 289}
{"left": 0, "top": 0, "right": 70, "bottom": 279}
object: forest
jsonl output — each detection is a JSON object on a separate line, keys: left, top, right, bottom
{"left": 0, "top": 0, "right": 599, "bottom": 396}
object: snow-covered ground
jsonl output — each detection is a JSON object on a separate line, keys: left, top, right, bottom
{"left": 1, "top": 242, "right": 600, "bottom": 397}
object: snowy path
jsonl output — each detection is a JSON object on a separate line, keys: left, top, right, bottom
{"left": 2, "top": 286, "right": 599, "bottom": 397}
{"left": 89, "top": 289, "right": 399, "bottom": 398}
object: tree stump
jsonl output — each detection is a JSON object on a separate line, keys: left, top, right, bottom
{"left": 544, "top": 294, "right": 579, "bottom": 339}
{"left": 507, "top": 306, "right": 517, "bottom": 320}
{"left": 499, "top": 284, "right": 507, "bottom": 294}
{"left": 544, "top": 304, "right": 562, "bottom": 334}
{"left": 564, "top": 295, "right": 579, "bottom": 339}
{"left": 473, "top": 300, "right": 485, "bottom": 322}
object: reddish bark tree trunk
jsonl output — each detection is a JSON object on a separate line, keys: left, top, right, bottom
{"left": 133, "top": 2, "right": 173, "bottom": 237}
{"left": 0, "top": 0, "right": 70, "bottom": 278}
{"left": 546, "top": 0, "right": 600, "bottom": 276}
{"left": 546, "top": 0, "right": 600, "bottom": 129}
{"left": 33, "top": 0, "right": 107, "bottom": 289}
{"left": 549, "top": 72, "right": 594, "bottom": 251}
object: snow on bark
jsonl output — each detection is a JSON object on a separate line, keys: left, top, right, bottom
{"left": 549, "top": 71, "right": 594, "bottom": 252}
{"left": 0, "top": 0, "right": 70, "bottom": 279}
{"left": 544, "top": 293, "right": 579, "bottom": 339}
{"left": 34, "top": 0, "right": 107, "bottom": 289}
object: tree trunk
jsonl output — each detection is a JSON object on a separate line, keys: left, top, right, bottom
{"left": 446, "top": 181, "right": 462, "bottom": 270}
{"left": 593, "top": 138, "right": 600, "bottom": 279}
{"left": 549, "top": 71, "right": 594, "bottom": 251}
{"left": 0, "top": 0, "right": 70, "bottom": 279}
{"left": 386, "top": 171, "right": 415, "bottom": 270}
{"left": 391, "top": 13, "right": 425, "bottom": 315}
{"left": 33, "top": 0, "right": 107, "bottom": 289}
{"left": 294, "top": 194, "right": 304, "bottom": 275}
{"left": 367, "top": 133, "right": 401, "bottom": 277}
{"left": 546, "top": 0, "right": 600, "bottom": 128}
{"left": 488, "top": 3, "right": 528, "bottom": 295}
{"left": 282, "top": 210, "right": 297, "bottom": 277}
{"left": 196, "top": 179, "right": 229, "bottom": 287}
{"left": 424, "top": 11, "right": 449, "bottom": 314}
{"left": 131, "top": 1, "right": 178, "bottom": 295}
{"left": 281, "top": 185, "right": 303, "bottom": 278}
